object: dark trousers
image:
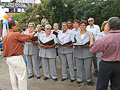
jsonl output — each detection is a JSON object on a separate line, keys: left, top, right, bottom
{"left": 96, "top": 60, "right": 120, "bottom": 90}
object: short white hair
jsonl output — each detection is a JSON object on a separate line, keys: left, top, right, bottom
{"left": 37, "top": 24, "right": 42, "bottom": 27}
{"left": 45, "top": 24, "right": 52, "bottom": 29}
{"left": 53, "top": 23, "right": 58, "bottom": 26}
{"left": 28, "top": 22, "right": 35, "bottom": 27}
{"left": 88, "top": 17, "right": 94, "bottom": 21}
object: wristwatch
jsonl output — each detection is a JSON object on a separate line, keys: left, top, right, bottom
{"left": 33, "top": 30, "right": 37, "bottom": 33}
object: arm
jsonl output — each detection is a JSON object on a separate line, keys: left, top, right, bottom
{"left": 63, "top": 42, "right": 73, "bottom": 47}
{"left": 16, "top": 27, "right": 39, "bottom": 42}
{"left": 82, "top": 44, "right": 89, "bottom": 47}
{"left": 39, "top": 43, "right": 48, "bottom": 48}
{"left": 29, "top": 27, "right": 39, "bottom": 38}
{"left": 89, "top": 34, "right": 104, "bottom": 53}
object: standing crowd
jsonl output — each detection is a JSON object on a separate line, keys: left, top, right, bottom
{"left": 2, "top": 17, "right": 120, "bottom": 90}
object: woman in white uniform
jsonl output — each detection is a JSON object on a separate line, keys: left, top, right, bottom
{"left": 95, "top": 21, "right": 109, "bottom": 70}
{"left": 24, "top": 23, "right": 40, "bottom": 79}
{"left": 72, "top": 19, "right": 81, "bottom": 71}
{"left": 39, "top": 25, "right": 58, "bottom": 81}
{"left": 58, "top": 22, "right": 75, "bottom": 82}
{"left": 37, "top": 24, "right": 45, "bottom": 68}
{"left": 74, "top": 20, "right": 93, "bottom": 85}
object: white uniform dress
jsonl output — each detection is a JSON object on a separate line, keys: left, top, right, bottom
{"left": 39, "top": 33, "right": 57, "bottom": 79}
{"left": 71, "top": 27, "right": 81, "bottom": 70}
{"left": 24, "top": 31, "right": 40, "bottom": 77}
{"left": 74, "top": 31, "right": 93, "bottom": 82}
{"left": 58, "top": 29, "right": 75, "bottom": 80}
{"left": 38, "top": 30, "right": 45, "bottom": 68}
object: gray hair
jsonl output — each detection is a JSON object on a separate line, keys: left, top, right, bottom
{"left": 53, "top": 23, "right": 58, "bottom": 26}
{"left": 28, "top": 22, "right": 35, "bottom": 27}
{"left": 108, "top": 17, "right": 120, "bottom": 30}
{"left": 37, "top": 24, "right": 42, "bottom": 27}
{"left": 45, "top": 24, "right": 52, "bottom": 29}
{"left": 62, "top": 22, "right": 68, "bottom": 27}
{"left": 88, "top": 17, "right": 94, "bottom": 21}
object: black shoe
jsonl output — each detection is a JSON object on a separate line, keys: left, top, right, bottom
{"left": 70, "top": 79, "right": 75, "bottom": 82}
{"left": 37, "top": 76, "right": 41, "bottom": 79}
{"left": 74, "top": 69, "right": 77, "bottom": 71}
{"left": 77, "top": 81, "right": 82, "bottom": 84}
{"left": 61, "top": 78, "right": 67, "bottom": 81}
{"left": 39, "top": 66, "right": 42, "bottom": 69}
{"left": 43, "top": 77, "right": 49, "bottom": 80}
{"left": 53, "top": 78, "right": 57, "bottom": 81}
{"left": 87, "top": 81, "right": 94, "bottom": 86}
{"left": 28, "top": 75, "right": 34, "bottom": 79}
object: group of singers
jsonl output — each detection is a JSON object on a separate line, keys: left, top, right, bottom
{"left": 23, "top": 17, "right": 109, "bottom": 85}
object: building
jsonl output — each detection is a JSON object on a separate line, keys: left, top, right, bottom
{"left": 0, "top": 0, "right": 41, "bottom": 17}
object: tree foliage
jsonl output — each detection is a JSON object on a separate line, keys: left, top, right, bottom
{"left": 13, "top": 0, "right": 120, "bottom": 31}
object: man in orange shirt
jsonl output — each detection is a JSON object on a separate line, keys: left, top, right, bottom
{"left": 3, "top": 20, "right": 39, "bottom": 90}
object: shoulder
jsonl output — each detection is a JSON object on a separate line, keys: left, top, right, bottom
{"left": 67, "top": 29, "right": 71, "bottom": 33}
{"left": 86, "top": 31, "right": 93, "bottom": 35}
{"left": 75, "top": 31, "right": 80, "bottom": 36}
{"left": 41, "top": 33, "right": 45, "bottom": 37}
{"left": 15, "top": 32, "right": 23, "bottom": 35}
{"left": 24, "top": 31, "right": 29, "bottom": 34}
{"left": 51, "top": 34, "right": 56, "bottom": 38}
{"left": 94, "top": 24, "right": 100, "bottom": 28}
{"left": 87, "top": 25, "right": 90, "bottom": 28}
{"left": 98, "top": 31, "right": 104, "bottom": 35}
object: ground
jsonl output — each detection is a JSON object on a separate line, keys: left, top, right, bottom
{"left": 0, "top": 55, "right": 109, "bottom": 90}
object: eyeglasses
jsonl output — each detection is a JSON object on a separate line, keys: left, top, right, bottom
{"left": 80, "top": 25, "right": 86, "bottom": 27}
{"left": 28, "top": 26, "right": 34, "bottom": 28}
{"left": 88, "top": 20, "right": 93, "bottom": 22}
{"left": 47, "top": 28, "right": 52, "bottom": 30}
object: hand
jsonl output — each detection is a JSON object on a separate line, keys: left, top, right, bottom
{"left": 58, "top": 43, "right": 62, "bottom": 46}
{"left": 88, "top": 33, "right": 94, "bottom": 45}
{"left": 43, "top": 45, "right": 48, "bottom": 48}
{"left": 39, "top": 44, "right": 43, "bottom": 47}
{"left": 32, "top": 41, "right": 38, "bottom": 45}
{"left": 35, "top": 27, "right": 39, "bottom": 32}
{"left": 88, "top": 33, "right": 94, "bottom": 41}
{"left": 83, "top": 44, "right": 89, "bottom": 47}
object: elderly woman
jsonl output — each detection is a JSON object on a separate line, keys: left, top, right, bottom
{"left": 58, "top": 22, "right": 75, "bottom": 82}
{"left": 74, "top": 20, "right": 93, "bottom": 85}
{"left": 95, "top": 21, "right": 109, "bottom": 70}
{"left": 24, "top": 23, "right": 40, "bottom": 79}
{"left": 39, "top": 25, "right": 57, "bottom": 81}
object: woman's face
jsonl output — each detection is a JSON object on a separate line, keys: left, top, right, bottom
{"left": 74, "top": 22, "right": 79, "bottom": 28}
{"left": 28, "top": 24, "right": 34, "bottom": 32}
{"left": 104, "top": 23, "right": 110, "bottom": 32}
{"left": 80, "top": 23, "right": 87, "bottom": 31}
{"left": 45, "top": 26, "right": 51, "bottom": 35}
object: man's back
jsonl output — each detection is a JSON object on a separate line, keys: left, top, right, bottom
{"left": 3, "top": 30, "right": 31, "bottom": 57}
{"left": 90, "top": 30, "right": 120, "bottom": 61}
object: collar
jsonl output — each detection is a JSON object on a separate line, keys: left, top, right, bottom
{"left": 90, "top": 24, "right": 95, "bottom": 28}
{"left": 109, "top": 30, "right": 120, "bottom": 32}
{"left": 109, "top": 30, "right": 120, "bottom": 34}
